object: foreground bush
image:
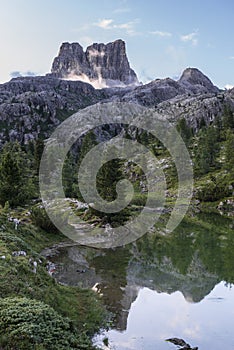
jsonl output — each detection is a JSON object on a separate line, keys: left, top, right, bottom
{"left": 0, "top": 297, "right": 91, "bottom": 349}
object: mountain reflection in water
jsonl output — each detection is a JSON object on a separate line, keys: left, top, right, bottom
{"left": 43, "top": 212, "right": 234, "bottom": 349}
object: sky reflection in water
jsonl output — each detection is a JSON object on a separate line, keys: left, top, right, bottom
{"left": 95, "top": 282, "right": 234, "bottom": 350}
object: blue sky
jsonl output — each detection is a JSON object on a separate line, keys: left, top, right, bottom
{"left": 0, "top": 0, "right": 233, "bottom": 88}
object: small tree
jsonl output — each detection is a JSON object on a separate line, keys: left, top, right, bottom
{"left": 33, "top": 138, "right": 44, "bottom": 174}
{"left": 92, "top": 145, "right": 129, "bottom": 225}
{"left": 194, "top": 126, "right": 220, "bottom": 176}
{"left": 176, "top": 117, "right": 192, "bottom": 145}
{"left": 223, "top": 105, "right": 234, "bottom": 130}
{"left": 0, "top": 142, "right": 35, "bottom": 207}
{"left": 225, "top": 129, "right": 234, "bottom": 176}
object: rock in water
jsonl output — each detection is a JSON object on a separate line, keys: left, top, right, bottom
{"left": 166, "top": 337, "right": 198, "bottom": 350}
{"left": 50, "top": 39, "right": 139, "bottom": 88}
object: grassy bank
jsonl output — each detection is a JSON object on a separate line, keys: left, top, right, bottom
{"left": 0, "top": 207, "right": 107, "bottom": 349}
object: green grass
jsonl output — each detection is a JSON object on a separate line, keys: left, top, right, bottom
{"left": 0, "top": 209, "right": 107, "bottom": 349}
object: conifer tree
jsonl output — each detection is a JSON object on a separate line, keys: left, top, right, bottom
{"left": 0, "top": 142, "right": 35, "bottom": 206}
{"left": 225, "top": 129, "right": 234, "bottom": 176}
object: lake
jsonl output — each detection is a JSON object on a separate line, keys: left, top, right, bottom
{"left": 45, "top": 212, "right": 234, "bottom": 350}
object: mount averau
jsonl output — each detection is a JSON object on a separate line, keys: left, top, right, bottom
{"left": 49, "top": 39, "right": 139, "bottom": 88}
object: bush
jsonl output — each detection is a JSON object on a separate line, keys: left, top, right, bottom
{"left": 0, "top": 297, "right": 89, "bottom": 349}
{"left": 31, "top": 205, "right": 58, "bottom": 233}
{"left": 196, "top": 181, "right": 231, "bottom": 202}
{"left": 130, "top": 193, "right": 147, "bottom": 206}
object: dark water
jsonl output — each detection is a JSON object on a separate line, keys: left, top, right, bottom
{"left": 47, "top": 212, "right": 234, "bottom": 350}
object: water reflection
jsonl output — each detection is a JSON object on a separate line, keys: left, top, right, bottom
{"left": 43, "top": 212, "right": 234, "bottom": 348}
{"left": 94, "top": 282, "right": 234, "bottom": 350}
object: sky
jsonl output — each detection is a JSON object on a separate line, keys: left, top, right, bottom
{"left": 0, "top": 0, "right": 234, "bottom": 88}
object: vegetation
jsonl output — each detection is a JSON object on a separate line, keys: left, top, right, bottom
{"left": 0, "top": 210, "right": 106, "bottom": 349}
{"left": 0, "top": 142, "right": 36, "bottom": 207}
{"left": 0, "top": 104, "right": 234, "bottom": 349}
{"left": 0, "top": 297, "right": 84, "bottom": 349}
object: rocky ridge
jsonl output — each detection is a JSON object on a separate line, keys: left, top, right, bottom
{"left": 0, "top": 40, "right": 234, "bottom": 146}
{"left": 0, "top": 76, "right": 107, "bottom": 146}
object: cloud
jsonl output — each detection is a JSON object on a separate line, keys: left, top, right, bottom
{"left": 150, "top": 30, "right": 172, "bottom": 37}
{"left": 225, "top": 84, "right": 234, "bottom": 90}
{"left": 96, "top": 19, "right": 114, "bottom": 29}
{"left": 229, "top": 56, "right": 234, "bottom": 60}
{"left": 94, "top": 18, "right": 140, "bottom": 36}
{"left": 10, "top": 71, "right": 37, "bottom": 78}
{"left": 139, "top": 69, "right": 154, "bottom": 83}
{"left": 180, "top": 31, "right": 198, "bottom": 46}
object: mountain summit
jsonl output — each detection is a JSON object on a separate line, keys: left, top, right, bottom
{"left": 49, "top": 39, "right": 139, "bottom": 88}
{"left": 179, "top": 67, "right": 219, "bottom": 94}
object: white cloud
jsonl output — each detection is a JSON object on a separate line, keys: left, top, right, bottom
{"left": 94, "top": 18, "right": 140, "bottom": 36}
{"left": 96, "top": 19, "right": 114, "bottom": 29}
{"left": 180, "top": 31, "right": 198, "bottom": 46}
{"left": 150, "top": 30, "right": 172, "bottom": 37}
{"left": 10, "top": 71, "right": 37, "bottom": 78}
{"left": 229, "top": 56, "right": 234, "bottom": 60}
{"left": 224, "top": 84, "right": 234, "bottom": 90}
{"left": 64, "top": 72, "right": 108, "bottom": 89}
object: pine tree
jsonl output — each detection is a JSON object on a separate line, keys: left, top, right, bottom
{"left": 76, "top": 131, "right": 97, "bottom": 200}
{"left": 194, "top": 126, "right": 220, "bottom": 176}
{"left": 225, "top": 129, "right": 234, "bottom": 176}
{"left": 93, "top": 145, "right": 129, "bottom": 225}
{"left": 223, "top": 105, "right": 234, "bottom": 130}
{"left": 62, "top": 152, "right": 76, "bottom": 198}
{"left": 0, "top": 142, "right": 35, "bottom": 207}
{"left": 33, "top": 138, "right": 44, "bottom": 174}
{"left": 176, "top": 117, "right": 192, "bottom": 145}
{"left": 96, "top": 146, "right": 124, "bottom": 202}
{"left": 78, "top": 131, "right": 97, "bottom": 166}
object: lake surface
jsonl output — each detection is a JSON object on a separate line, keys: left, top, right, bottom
{"left": 93, "top": 283, "right": 234, "bottom": 350}
{"left": 45, "top": 212, "right": 234, "bottom": 349}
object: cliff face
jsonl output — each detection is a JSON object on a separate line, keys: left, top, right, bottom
{"left": 50, "top": 39, "right": 139, "bottom": 88}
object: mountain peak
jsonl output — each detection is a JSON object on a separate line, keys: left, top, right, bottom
{"left": 179, "top": 67, "right": 219, "bottom": 93}
{"left": 50, "top": 40, "right": 139, "bottom": 89}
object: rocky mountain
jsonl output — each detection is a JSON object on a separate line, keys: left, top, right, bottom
{"left": 0, "top": 76, "right": 107, "bottom": 146}
{"left": 179, "top": 67, "right": 219, "bottom": 94}
{"left": 49, "top": 39, "right": 139, "bottom": 88}
{"left": 119, "top": 67, "right": 220, "bottom": 105}
{"left": 0, "top": 39, "right": 233, "bottom": 146}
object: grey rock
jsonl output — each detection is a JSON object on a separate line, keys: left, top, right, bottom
{"left": 50, "top": 39, "right": 139, "bottom": 87}
{"left": 179, "top": 67, "right": 219, "bottom": 94}
{"left": 120, "top": 67, "right": 220, "bottom": 106}
{"left": 0, "top": 75, "right": 106, "bottom": 146}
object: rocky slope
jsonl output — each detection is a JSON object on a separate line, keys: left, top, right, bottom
{"left": 0, "top": 40, "right": 234, "bottom": 146}
{"left": 119, "top": 67, "right": 219, "bottom": 106}
{"left": 0, "top": 76, "right": 107, "bottom": 146}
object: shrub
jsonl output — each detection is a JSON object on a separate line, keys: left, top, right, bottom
{"left": 0, "top": 297, "right": 88, "bottom": 349}
{"left": 31, "top": 205, "right": 58, "bottom": 233}
{"left": 196, "top": 181, "right": 231, "bottom": 202}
